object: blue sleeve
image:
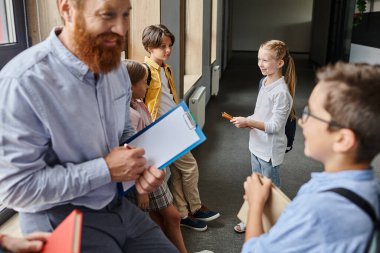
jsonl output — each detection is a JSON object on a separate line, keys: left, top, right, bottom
{"left": 0, "top": 78, "right": 110, "bottom": 211}
{"left": 241, "top": 196, "right": 322, "bottom": 253}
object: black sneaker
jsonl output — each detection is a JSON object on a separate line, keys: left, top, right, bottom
{"left": 180, "top": 215, "right": 208, "bottom": 232}
{"left": 193, "top": 205, "right": 220, "bottom": 222}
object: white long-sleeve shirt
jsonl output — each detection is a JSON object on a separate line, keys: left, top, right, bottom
{"left": 249, "top": 77, "right": 292, "bottom": 166}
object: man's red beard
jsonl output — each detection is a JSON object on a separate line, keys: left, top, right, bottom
{"left": 73, "top": 17, "right": 125, "bottom": 74}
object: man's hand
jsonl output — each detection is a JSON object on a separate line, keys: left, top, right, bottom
{"left": 135, "top": 166, "right": 165, "bottom": 194}
{"left": 1, "top": 232, "right": 50, "bottom": 253}
{"left": 104, "top": 146, "right": 146, "bottom": 182}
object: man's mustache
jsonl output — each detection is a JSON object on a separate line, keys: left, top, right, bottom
{"left": 96, "top": 33, "right": 124, "bottom": 44}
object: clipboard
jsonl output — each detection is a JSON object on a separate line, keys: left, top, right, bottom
{"left": 122, "top": 102, "right": 206, "bottom": 191}
{"left": 237, "top": 184, "right": 291, "bottom": 232}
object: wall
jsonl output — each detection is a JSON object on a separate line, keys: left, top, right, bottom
{"left": 231, "top": 0, "right": 313, "bottom": 52}
{"left": 349, "top": 0, "right": 380, "bottom": 64}
{"left": 349, "top": 44, "right": 380, "bottom": 64}
{"left": 161, "top": 0, "right": 184, "bottom": 98}
{"left": 26, "top": 0, "right": 62, "bottom": 45}
{"left": 373, "top": 0, "right": 380, "bottom": 10}
{"left": 183, "top": 0, "right": 213, "bottom": 103}
{"left": 128, "top": 0, "right": 160, "bottom": 62}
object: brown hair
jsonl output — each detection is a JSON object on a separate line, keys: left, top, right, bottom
{"left": 125, "top": 60, "right": 146, "bottom": 85}
{"left": 317, "top": 62, "right": 380, "bottom": 163}
{"left": 142, "top": 24, "right": 175, "bottom": 52}
{"left": 260, "top": 40, "right": 297, "bottom": 119}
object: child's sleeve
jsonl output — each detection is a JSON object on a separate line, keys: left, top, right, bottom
{"left": 264, "top": 92, "right": 291, "bottom": 133}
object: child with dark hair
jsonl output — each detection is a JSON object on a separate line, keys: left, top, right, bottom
{"left": 241, "top": 62, "right": 380, "bottom": 253}
{"left": 124, "top": 60, "right": 188, "bottom": 253}
{"left": 142, "top": 24, "right": 220, "bottom": 232}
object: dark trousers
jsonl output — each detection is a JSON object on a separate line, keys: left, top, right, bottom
{"left": 20, "top": 196, "right": 179, "bottom": 253}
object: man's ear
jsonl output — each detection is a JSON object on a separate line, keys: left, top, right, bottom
{"left": 58, "top": 0, "right": 73, "bottom": 23}
{"left": 332, "top": 128, "right": 357, "bottom": 154}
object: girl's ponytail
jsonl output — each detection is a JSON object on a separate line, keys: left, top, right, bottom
{"left": 284, "top": 52, "right": 296, "bottom": 119}
{"left": 261, "top": 40, "right": 297, "bottom": 119}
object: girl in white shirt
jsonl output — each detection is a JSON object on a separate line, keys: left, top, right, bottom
{"left": 231, "top": 40, "right": 296, "bottom": 233}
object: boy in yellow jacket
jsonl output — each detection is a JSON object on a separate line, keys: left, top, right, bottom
{"left": 142, "top": 24, "right": 220, "bottom": 232}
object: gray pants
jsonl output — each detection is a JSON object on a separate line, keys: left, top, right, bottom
{"left": 20, "top": 196, "right": 179, "bottom": 253}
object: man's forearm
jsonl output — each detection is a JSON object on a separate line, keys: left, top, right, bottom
{"left": 0, "top": 158, "right": 110, "bottom": 211}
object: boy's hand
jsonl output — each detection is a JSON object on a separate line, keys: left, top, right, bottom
{"left": 137, "top": 193, "right": 150, "bottom": 210}
{"left": 231, "top": 117, "right": 250, "bottom": 128}
{"left": 244, "top": 174, "right": 271, "bottom": 240}
{"left": 244, "top": 173, "right": 272, "bottom": 208}
{"left": 105, "top": 146, "right": 146, "bottom": 182}
{"left": 135, "top": 166, "right": 165, "bottom": 194}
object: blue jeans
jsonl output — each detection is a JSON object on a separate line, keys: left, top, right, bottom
{"left": 250, "top": 153, "right": 281, "bottom": 188}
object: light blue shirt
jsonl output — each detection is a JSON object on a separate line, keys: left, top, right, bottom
{"left": 0, "top": 28, "right": 134, "bottom": 212}
{"left": 242, "top": 169, "right": 380, "bottom": 253}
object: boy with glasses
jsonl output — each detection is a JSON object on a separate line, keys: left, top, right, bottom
{"left": 241, "top": 62, "right": 380, "bottom": 253}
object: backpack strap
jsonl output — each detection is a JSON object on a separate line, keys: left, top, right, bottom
{"left": 326, "top": 188, "right": 376, "bottom": 222}
{"left": 325, "top": 188, "right": 379, "bottom": 253}
{"left": 285, "top": 117, "right": 296, "bottom": 153}
{"left": 142, "top": 63, "right": 152, "bottom": 86}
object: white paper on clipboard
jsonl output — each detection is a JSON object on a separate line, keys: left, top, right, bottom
{"left": 122, "top": 102, "right": 206, "bottom": 191}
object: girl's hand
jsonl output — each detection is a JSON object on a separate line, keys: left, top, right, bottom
{"left": 231, "top": 117, "right": 250, "bottom": 128}
{"left": 244, "top": 173, "right": 272, "bottom": 208}
{"left": 137, "top": 193, "right": 150, "bottom": 210}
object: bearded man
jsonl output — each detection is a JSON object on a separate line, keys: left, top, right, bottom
{"left": 0, "top": 0, "right": 178, "bottom": 252}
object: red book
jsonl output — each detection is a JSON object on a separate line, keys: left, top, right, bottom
{"left": 42, "top": 209, "right": 83, "bottom": 253}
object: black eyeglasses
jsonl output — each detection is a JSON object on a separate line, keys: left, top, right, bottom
{"left": 300, "top": 105, "right": 344, "bottom": 129}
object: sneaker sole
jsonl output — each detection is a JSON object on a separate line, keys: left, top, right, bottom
{"left": 195, "top": 213, "right": 220, "bottom": 222}
{"left": 180, "top": 223, "right": 208, "bottom": 232}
